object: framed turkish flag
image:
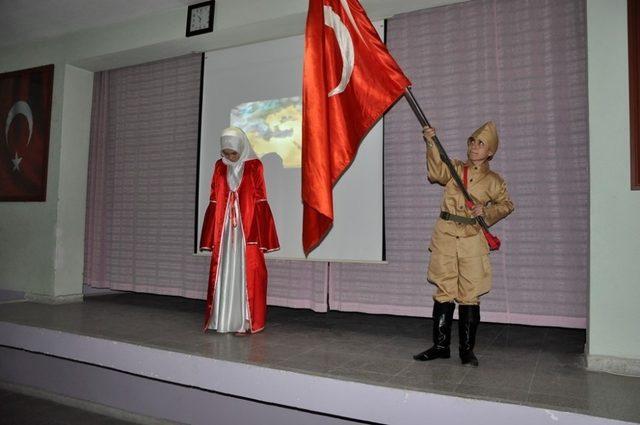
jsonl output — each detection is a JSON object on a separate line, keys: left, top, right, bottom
{"left": 0, "top": 65, "right": 54, "bottom": 202}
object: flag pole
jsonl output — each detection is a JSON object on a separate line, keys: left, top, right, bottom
{"left": 403, "top": 87, "right": 501, "bottom": 250}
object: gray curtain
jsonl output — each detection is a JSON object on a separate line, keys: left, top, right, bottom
{"left": 84, "top": 55, "right": 207, "bottom": 298}
{"left": 83, "top": 54, "right": 328, "bottom": 308}
{"left": 330, "top": 0, "right": 588, "bottom": 328}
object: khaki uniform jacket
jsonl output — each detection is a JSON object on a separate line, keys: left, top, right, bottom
{"left": 426, "top": 143, "right": 514, "bottom": 258}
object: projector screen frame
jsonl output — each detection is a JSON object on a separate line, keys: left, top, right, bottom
{"left": 193, "top": 22, "right": 389, "bottom": 263}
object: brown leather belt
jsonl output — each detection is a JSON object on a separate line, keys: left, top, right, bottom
{"left": 440, "top": 211, "right": 477, "bottom": 225}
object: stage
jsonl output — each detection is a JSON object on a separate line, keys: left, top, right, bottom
{"left": 0, "top": 293, "right": 638, "bottom": 424}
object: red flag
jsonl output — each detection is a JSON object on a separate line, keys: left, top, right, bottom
{"left": 302, "top": 0, "right": 411, "bottom": 255}
{"left": 0, "top": 65, "right": 54, "bottom": 202}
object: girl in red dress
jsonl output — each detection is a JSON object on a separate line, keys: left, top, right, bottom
{"left": 200, "top": 127, "right": 279, "bottom": 334}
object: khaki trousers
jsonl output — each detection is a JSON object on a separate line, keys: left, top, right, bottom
{"left": 427, "top": 252, "right": 492, "bottom": 305}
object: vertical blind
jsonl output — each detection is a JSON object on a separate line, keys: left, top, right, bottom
{"left": 329, "top": 0, "right": 588, "bottom": 328}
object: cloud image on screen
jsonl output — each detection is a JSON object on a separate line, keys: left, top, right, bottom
{"left": 230, "top": 96, "right": 302, "bottom": 168}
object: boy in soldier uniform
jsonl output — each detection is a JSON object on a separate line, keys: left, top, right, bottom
{"left": 414, "top": 122, "right": 514, "bottom": 366}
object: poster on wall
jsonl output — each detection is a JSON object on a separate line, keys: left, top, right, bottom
{"left": 0, "top": 64, "right": 54, "bottom": 202}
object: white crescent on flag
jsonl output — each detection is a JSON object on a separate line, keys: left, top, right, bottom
{"left": 302, "top": 0, "right": 411, "bottom": 254}
{"left": 5, "top": 101, "right": 33, "bottom": 146}
{"left": 324, "top": 5, "right": 354, "bottom": 97}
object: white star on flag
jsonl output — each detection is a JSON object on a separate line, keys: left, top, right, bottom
{"left": 11, "top": 152, "right": 22, "bottom": 172}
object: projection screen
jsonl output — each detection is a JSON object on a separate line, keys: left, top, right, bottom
{"left": 197, "top": 22, "right": 386, "bottom": 262}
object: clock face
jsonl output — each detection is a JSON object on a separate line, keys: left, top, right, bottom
{"left": 190, "top": 6, "right": 211, "bottom": 32}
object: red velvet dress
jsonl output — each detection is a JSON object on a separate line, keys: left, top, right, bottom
{"left": 200, "top": 159, "right": 279, "bottom": 332}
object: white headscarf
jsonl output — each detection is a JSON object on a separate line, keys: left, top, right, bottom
{"left": 220, "top": 126, "right": 258, "bottom": 191}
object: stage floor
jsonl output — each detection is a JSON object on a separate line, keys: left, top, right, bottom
{"left": 1, "top": 293, "right": 639, "bottom": 424}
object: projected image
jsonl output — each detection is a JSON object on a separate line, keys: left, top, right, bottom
{"left": 230, "top": 97, "right": 302, "bottom": 168}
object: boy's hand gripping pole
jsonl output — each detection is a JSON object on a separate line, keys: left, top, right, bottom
{"left": 403, "top": 87, "right": 501, "bottom": 251}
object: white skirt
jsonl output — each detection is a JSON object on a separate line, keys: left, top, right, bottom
{"left": 209, "top": 195, "right": 250, "bottom": 333}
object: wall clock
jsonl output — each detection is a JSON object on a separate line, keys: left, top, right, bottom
{"left": 186, "top": 1, "right": 214, "bottom": 37}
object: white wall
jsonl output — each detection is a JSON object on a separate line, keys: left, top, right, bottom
{"left": 587, "top": 0, "right": 640, "bottom": 362}
{"left": 53, "top": 65, "right": 94, "bottom": 297}
{"left": 0, "top": 62, "right": 64, "bottom": 297}
{"left": 0, "top": 64, "right": 93, "bottom": 298}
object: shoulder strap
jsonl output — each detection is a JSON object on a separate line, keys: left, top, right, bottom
{"left": 463, "top": 165, "right": 469, "bottom": 188}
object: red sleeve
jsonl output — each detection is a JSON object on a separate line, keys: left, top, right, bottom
{"left": 199, "top": 163, "right": 219, "bottom": 250}
{"left": 252, "top": 161, "right": 280, "bottom": 252}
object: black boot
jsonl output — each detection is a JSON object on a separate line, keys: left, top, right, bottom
{"left": 413, "top": 301, "right": 455, "bottom": 361}
{"left": 459, "top": 304, "right": 480, "bottom": 366}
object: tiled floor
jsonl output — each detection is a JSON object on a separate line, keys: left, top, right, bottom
{"left": 0, "top": 387, "right": 137, "bottom": 425}
{"left": 1, "top": 293, "right": 639, "bottom": 424}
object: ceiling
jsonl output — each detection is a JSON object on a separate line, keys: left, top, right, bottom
{"left": 0, "top": 0, "right": 204, "bottom": 49}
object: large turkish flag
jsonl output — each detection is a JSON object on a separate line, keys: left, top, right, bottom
{"left": 301, "top": 0, "right": 411, "bottom": 255}
{"left": 0, "top": 65, "right": 54, "bottom": 201}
